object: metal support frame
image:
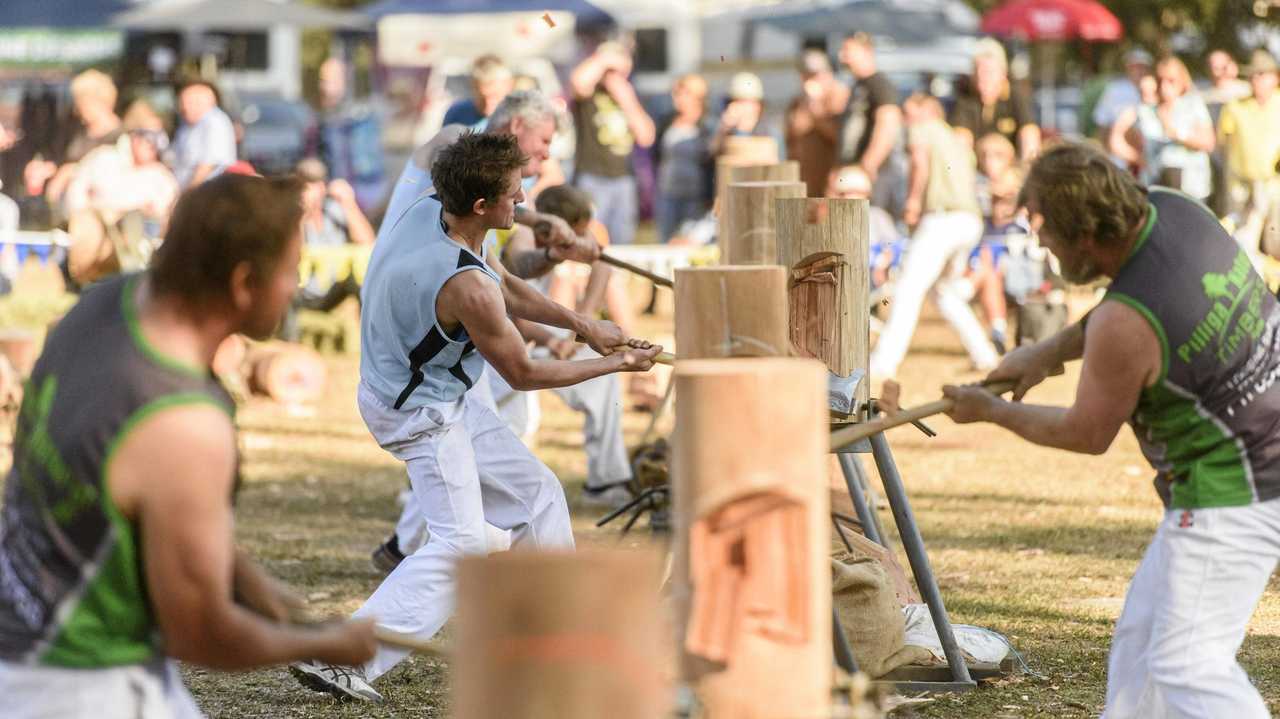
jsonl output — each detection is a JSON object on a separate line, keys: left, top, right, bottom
{"left": 831, "top": 427, "right": 976, "bottom": 693}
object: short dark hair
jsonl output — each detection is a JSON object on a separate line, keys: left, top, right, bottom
{"left": 1018, "top": 142, "right": 1148, "bottom": 251}
{"left": 151, "top": 173, "right": 304, "bottom": 304}
{"left": 431, "top": 131, "right": 527, "bottom": 216}
{"left": 534, "top": 184, "right": 593, "bottom": 227}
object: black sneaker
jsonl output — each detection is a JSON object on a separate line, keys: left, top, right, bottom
{"left": 370, "top": 534, "right": 404, "bottom": 575}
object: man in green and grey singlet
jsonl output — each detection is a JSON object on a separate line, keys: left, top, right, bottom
{"left": 0, "top": 174, "right": 375, "bottom": 718}
{"left": 945, "top": 143, "right": 1280, "bottom": 718}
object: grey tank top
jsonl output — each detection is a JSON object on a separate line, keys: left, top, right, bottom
{"left": 0, "top": 274, "right": 233, "bottom": 667}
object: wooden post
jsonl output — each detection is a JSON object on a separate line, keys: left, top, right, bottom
{"left": 674, "top": 266, "right": 791, "bottom": 360}
{"left": 452, "top": 550, "right": 670, "bottom": 719}
{"left": 721, "top": 180, "right": 806, "bottom": 265}
{"left": 714, "top": 137, "right": 781, "bottom": 216}
{"left": 728, "top": 161, "right": 801, "bottom": 186}
{"left": 673, "top": 358, "right": 831, "bottom": 718}
{"left": 775, "top": 197, "right": 871, "bottom": 416}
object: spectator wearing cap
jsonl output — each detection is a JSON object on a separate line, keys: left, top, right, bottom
{"left": 24, "top": 69, "right": 123, "bottom": 209}
{"left": 1092, "top": 48, "right": 1154, "bottom": 152}
{"left": 710, "top": 71, "right": 778, "bottom": 157}
{"left": 786, "top": 49, "right": 850, "bottom": 196}
{"left": 1218, "top": 49, "right": 1280, "bottom": 258}
{"left": 171, "top": 79, "right": 237, "bottom": 188}
{"left": 442, "top": 54, "right": 516, "bottom": 130}
{"left": 654, "top": 73, "right": 714, "bottom": 243}
{"left": 569, "top": 40, "right": 655, "bottom": 246}
{"left": 1112, "top": 55, "right": 1214, "bottom": 201}
{"left": 949, "top": 38, "right": 1040, "bottom": 162}
{"left": 835, "top": 32, "right": 905, "bottom": 217}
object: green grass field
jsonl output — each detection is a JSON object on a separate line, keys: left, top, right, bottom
{"left": 175, "top": 292, "right": 1280, "bottom": 718}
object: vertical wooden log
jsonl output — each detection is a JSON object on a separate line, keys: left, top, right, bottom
{"left": 775, "top": 197, "right": 871, "bottom": 416}
{"left": 714, "top": 137, "right": 781, "bottom": 216}
{"left": 721, "top": 180, "right": 806, "bottom": 265}
{"left": 673, "top": 358, "right": 831, "bottom": 718}
{"left": 728, "top": 161, "right": 801, "bottom": 186}
{"left": 453, "top": 550, "right": 670, "bottom": 719}
{"left": 674, "top": 266, "right": 791, "bottom": 360}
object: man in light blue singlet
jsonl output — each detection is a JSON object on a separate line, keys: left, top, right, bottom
{"left": 290, "top": 133, "right": 661, "bottom": 702}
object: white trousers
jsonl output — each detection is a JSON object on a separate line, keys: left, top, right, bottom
{"left": 355, "top": 382, "right": 575, "bottom": 681}
{"left": 0, "top": 658, "right": 203, "bottom": 719}
{"left": 869, "top": 211, "right": 998, "bottom": 379}
{"left": 1103, "top": 499, "right": 1280, "bottom": 719}
{"left": 487, "top": 345, "right": 631, "bottom": 490}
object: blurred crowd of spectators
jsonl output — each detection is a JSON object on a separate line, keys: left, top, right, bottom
{"left": 0, "top": 34, "right": 1275, "bottom": 375}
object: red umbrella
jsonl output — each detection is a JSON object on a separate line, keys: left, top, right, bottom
{"left": 981, "top": 0, "right": 1122, "bottom": 42}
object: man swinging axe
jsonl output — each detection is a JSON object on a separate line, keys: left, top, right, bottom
{"left": 944, "top": 143, "right": 1280, "bottom": 719}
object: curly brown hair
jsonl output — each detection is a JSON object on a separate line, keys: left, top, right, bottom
{"left": 431, "top": 131, "right": 528, "bottom": 216}
{"left": 1018, "top": 142, "right": 1148, "bottom": 251}
{"left": 151, "top": 173, "right": 304, "bottom": 304}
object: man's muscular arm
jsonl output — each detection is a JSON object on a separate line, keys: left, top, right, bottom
{"left": 485, "top": 252, "right": 627, "bottom": 355}
{"left": 438, "top": 271, "right": 656, "bottom": 391}
{"left": 943, "top": 301, "right": 1158, "bottom": 454}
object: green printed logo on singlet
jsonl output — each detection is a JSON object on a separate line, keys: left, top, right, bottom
{"left": 1176, "top": 250, "right": 1268, "bottom": 366}
{"left": 14, "top": 376, "right": 97, "bottom": 525}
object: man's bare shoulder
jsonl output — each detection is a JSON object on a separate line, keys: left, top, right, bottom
{"left": 439, "top": 268, "right": 505, "bottom": 323}
{"left": 109, "top": 402, "right": 236, "bottom": 517}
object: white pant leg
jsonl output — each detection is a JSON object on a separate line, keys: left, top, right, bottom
{"left": 1104, "top": 521, "right": 1170, "bottom": 717}
{"left": 354, "top": 413, "right": 485, "bottom": 681}
{"left": 870, "top": 211, "right": 984, "bottom": 378}
{"left": 930, "top": 214, "right": 998, "bottom": 370}
{"left": 485, "top": 360, "right": 541, "bottom": 442}
{"left": 465, "top": 393, "right": 575, "bottom": 551}
{"left": 0, "top": 659, "right": 204, "bottom": 719}
{"left": 551, "top": 346, "right": 631, "bottom": 490}
{"left": 1103, "top": 501, "right": 1280, "bottom": 719}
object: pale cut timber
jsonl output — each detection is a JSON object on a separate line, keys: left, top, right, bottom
{"left": 728, "top": 161, "right": 801, "bottom": 186}
{"left": 452, "top": 550, "right": 670, "bottom": 719}
{"left": 673, "top": 358, "right": 831, "bottom": 718}
{"left": 674, "top": 266, "right": 791, "bottom": 360}
{"left": 714, "top": 137, "right": 781, "bottom": 216}
{"left": 721, "top": 180, "right": 807, "bottom": 265}
{"left": 775, "top": 197, "right": 871, "bottom": 417}
{"left": 245, "top": 342, "right": 327, "bottom": 405}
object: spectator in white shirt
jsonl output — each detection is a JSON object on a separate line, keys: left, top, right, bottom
{"left": 171, "top": 79, "right": 237, "bottom": 188}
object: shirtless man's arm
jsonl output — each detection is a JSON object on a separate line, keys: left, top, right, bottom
{"left": 436, "top": 268, "right": 657, "bottom": 392}
{"left": 110, "top": 404, "right": 377, "bottom": 670}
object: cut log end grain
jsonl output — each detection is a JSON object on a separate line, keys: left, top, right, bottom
{"left": 247, "top": 343, "right": 327, "bottom": 405}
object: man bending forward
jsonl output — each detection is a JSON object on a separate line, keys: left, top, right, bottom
{"left": 291, "top": 132, "right": 659, "bottom": 701}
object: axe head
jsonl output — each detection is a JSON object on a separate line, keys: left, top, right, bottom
{"left": 827, "top": 368, "right": 866, "bottom": 417}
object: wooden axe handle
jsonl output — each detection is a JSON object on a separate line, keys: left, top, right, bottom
{"left": 599, "top": 253, "right": 674, "bottom": 288}
{"left": 830, "top": 378, "right": 1018, "bottom": 450}
{"left": 573, "top": 336, "right": 675, "bottom": 366}
{"left": 374, "top": 625, "right": 450, "bottom": 657}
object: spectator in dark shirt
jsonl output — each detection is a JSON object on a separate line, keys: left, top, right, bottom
{"left": 786, "top": 50, "right": 849, "bottom": 196}
{"left": 949, "top": 38, "right": 1040, "bottom": 162}
{"left": 315, "top": 57, "right": 386, "bottom": 211}
{"left": 569, "top": 40, "right": 655, "bottom": 246}
{"left": 441, "top": 55, "right": 514, "bottom": 130}
{"left": 836, "top": 32, "right": 904, "bottom": 215}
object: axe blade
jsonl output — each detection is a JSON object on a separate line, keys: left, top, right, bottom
{"left": 828, "top": 368, "right": 866, "bottom": 417}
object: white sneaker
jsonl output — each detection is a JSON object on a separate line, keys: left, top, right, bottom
{"left": 289, "top": 659, "right": 383, "bottom": 702}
